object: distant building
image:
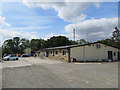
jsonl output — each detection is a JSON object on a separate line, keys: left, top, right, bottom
{"left": 37, "top": 42, "right": 120, "bottom": 62}
{"left": 35, "top": 50, "right": 42, "bottom": 58}
{"left": 24, "top": 48, "right": 31, "bottom": 55}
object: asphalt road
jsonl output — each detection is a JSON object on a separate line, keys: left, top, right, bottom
{"left": 2, "top": 57, "right": 118, "bottom": 88}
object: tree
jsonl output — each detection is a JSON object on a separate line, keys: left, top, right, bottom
{"left": 77, "top": 39, "right": 88, "bottom": 44}
{"left": 20, "top": 38, "right": 30, "bottom": 50}
{"left": 97, "top": 27, "right": 120, "bottom": 49}
{"left": 112, "top": 27, "right": 120, "bottom": 42}
{"left": 2, "top": 39, "right": 15, "bottom": 54}
{"left": 69, "top": 40, "right": 78, "bottom": 45}
{"left": 2, "top": 37, "right": 30, "bottom": 55}
{"left": 112, "top": 27, "right": 120, "bottom": 48}
{"left": 2, "top": 36, "right": 79, "bottom": 55}
{"left": 46, "top": 36, "right": 75, "bottom": 48}
{"left": 12, "top": 37, "right": 21, "bottom": 53}
{"left": 30, "top": 39, "right": 45, "bottom": 52}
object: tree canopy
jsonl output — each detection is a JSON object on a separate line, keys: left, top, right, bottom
{"left": 2, "top": 36, "right": 78, "bottom": 55}
{"left": 2, "top": 27, "right": 120, "bottom": 56}
{"left": 46, "top": 36, "right": 76, "bottom": 48}
{"left": 98, "top": 27, "right": 120, "bottom": 49}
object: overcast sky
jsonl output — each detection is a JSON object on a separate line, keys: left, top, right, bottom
{"left": 0, "top": 0, "right": 119, "bottom": 45}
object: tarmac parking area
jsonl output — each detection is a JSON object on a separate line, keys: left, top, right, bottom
{"left": 2, "top": 57, "right": 119, "bottom": 88}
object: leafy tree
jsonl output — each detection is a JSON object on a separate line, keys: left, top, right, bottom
{"left": 2, "top": 37, "right": 30, "bottom": 55}
{"left": 2, "top": 39, "right": 15, "bottom": 54}
{"left": 30, "top": 39, "right": 46, "bottom": 52}
{"left": 98, "top": 27, "right": 120, "bottom": 49}
{"left": 1, "top": 36, "right": 81, "bottom": 55}
{"left": 20, "top": 38, "right": 30, "bottom": 50}
{"left": 77, "top": 39, "right": 88, "bottom": 44}
{"left": 112, "top": 27, "right": 120, "bottom": 43}
{"left": 46, "top": 36, "right": 76, "bottom": 48}
{"left": 69, "top": 40, "right": 78, "bottom": 45}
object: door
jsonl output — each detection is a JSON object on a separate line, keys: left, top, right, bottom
{"left": 46, "top": 51, "right": 49, "bottom": 57}
{"left": 108, "top": 51, "right": 113, "bottom": 60}
{"left": 118, "top": 52, "right": 120, "bottom": 60}
{"left": 10, "top": 55, "right": 16, "bottom": 60}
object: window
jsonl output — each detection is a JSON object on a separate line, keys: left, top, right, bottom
{"left": 114, "top": 52, "right": 116, "bottom": 56}
{"left": 50, "top": 51, "right": 52, "bottom": 54}
{"left": 55, "top": 51, "right": 58, "bottom": 55}
{"left": 96, "top": 44, "right": 101, "bottom": 48}
{"left": 62, "top": 50, "right": 66, "bottom": 55}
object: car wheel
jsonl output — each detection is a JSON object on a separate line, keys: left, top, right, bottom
{"left": 16, "top": 58, "right": 18, "bottom": 60}
{"left": 7, "top": 59, "right": 9, "bottom": 61}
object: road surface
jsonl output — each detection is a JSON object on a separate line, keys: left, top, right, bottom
{"left": 2, "top": 57, "right": 118, "bottom": 88}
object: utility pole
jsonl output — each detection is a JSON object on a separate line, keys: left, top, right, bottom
{"left": 73, "top": 29, "right": 75, "bottom": 41}
{"left": 86, "top": 33, "right": 88, "bottom": 42}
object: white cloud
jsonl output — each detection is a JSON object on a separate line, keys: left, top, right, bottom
{"left": 0, "top": 17, "right": 11, "bottom": 26}
{"left": 44, "top": 33, "right": 68, "bottom": 40}
{"left": 1, "top": 29, "right": 39, "bottom": 41}
{"left": 65, "top": 18, "right": 118, "bottom": 41}
{"left": 23, "top": 0, "right": 100, "bottom": 22}
{"left": 23, "top": 1, "right": 118, "bottom": 42}
{"left": 0, "top": 17, "right": 40, "bottom": 45}
{"left": 7, "top": 26, "right": 51, "bottom": 30}
{"left": 0, "top": 28, "right": 41, "bottom": 46}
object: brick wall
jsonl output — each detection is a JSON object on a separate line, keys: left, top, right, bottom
{"left": 48, "top": 49, "right": 69, "bottom": 62}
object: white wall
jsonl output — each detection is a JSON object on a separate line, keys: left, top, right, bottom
{"left": 70, "top": 46, "right": 84, "bottom": 61}
{"left": 70, "top": 43, "right": 119, "bottom": 61}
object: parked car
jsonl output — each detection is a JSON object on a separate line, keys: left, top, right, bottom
{"left": 21, "top": 54, "right": 30, "bottom": 57}
{"left": 3, "top": 54, "right": 19, "bottom": 61}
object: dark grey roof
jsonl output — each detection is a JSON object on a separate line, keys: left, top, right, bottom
{"left": 36, "top": 42, "right": 119, "bottom": 52}
{"left": 45, "top": 42, "right": 98, "bottom": 50}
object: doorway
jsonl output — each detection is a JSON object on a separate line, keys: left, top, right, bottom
{"left": 108, "top": 51, "right": 113, "bottom": 60}
{"left": 118, "top": 52, "right": 120, "bottom": 60}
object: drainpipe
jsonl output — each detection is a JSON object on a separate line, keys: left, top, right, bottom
{"left": 68, "top": 48, "right": 71, "bottom": 63}
{"left": 83, "top": 45, "right": 85, "bottom": 62}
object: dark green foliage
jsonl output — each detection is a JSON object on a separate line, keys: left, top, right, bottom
{"left": 2, "top": 37, "right": 30, "bottom": 55}
{"left": 77, "top": 39, "right": 89, "bottom": 44}
{"left": 97, "top": 39, "right": 119, "bottom": 49}
{"left": 97, "top": 27, "right": 120, "bottom": 49}
{"left": 2, "top": 27, "right": 119, "bottom": 55}
{"left": 112, "top": 27, "right": 120, "bottom": 43}
{"left": 46, "top": 36, "right": 76, "bottom": 48}
{"left": 2, "top": 36, "right": 77, "bottom": 55}
{"left": 30, "top": 39, "right": 46, "bottom": 52}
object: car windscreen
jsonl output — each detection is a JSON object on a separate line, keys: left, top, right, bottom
{"left": 10, "top": 55, "right": 16, "bottom": 57}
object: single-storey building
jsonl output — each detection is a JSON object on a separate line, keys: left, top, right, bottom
{"left": 24, "top": 48, "right": 31, "bottom": 55}
{"left": 37, "top": 42, "right": 120, "bottom": 62}
{"left": 35, "top": 49, "right": 44, "bottom": 59}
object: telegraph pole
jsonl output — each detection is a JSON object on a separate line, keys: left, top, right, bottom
{"left": 73, "top": 29, "right": 75, "bottom": 41}
{"left": 86, "top": 33, "right": 88, "bottom": 43}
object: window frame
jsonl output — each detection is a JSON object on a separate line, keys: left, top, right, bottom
{"left": 114, "top": 52, "right": 116, "bottom": 56}
{"left": 50, "top": 51, "right": 53, "bottom": 54}
{"left": 62, "top": 50, "right": 67, "bottom": 56}
{"left": 55, "top": 50, "right": 58, "bottom": 55}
